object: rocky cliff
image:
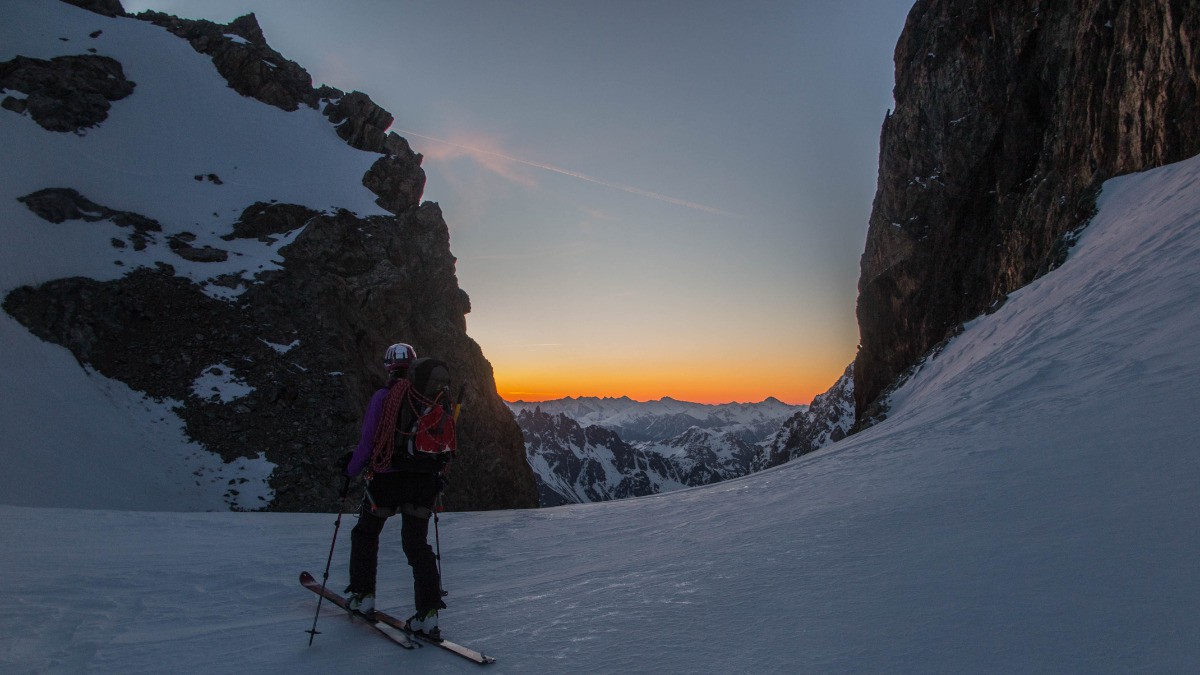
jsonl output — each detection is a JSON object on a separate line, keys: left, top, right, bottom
{"left": 763, "top": 362, "right": 855, "bottom": 465}
{"left": 2, "top": 0, "right": 537, "bottom": 512}
{"left": 855, "top": 0, "right": 1200, "bottom": 424}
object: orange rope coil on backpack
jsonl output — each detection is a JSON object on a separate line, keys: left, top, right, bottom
{"left": 369, "top": 381, "right": 448, "bottom": 474}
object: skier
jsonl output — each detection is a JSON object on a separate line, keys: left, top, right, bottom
{"left": 342, "top": 342, "right": 449, "bottom": 639}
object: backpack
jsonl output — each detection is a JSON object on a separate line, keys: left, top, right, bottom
{"left": 390, "top": 357, "right": 457, "bottom": 473}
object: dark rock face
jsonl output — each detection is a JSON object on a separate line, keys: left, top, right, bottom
{"left": 61, "top": 0, "right": 126, "bottom": 18}
{"left": 764, "top": 363, "right": 854, "bottom": 466}
{"left": 324, "top": 90, "right": 394, "bottom": 152}
{"left": 168, "top": 233, "right": 229, "bottom": 263}
{"left": 225, "top": 202, "right": 319, "bottom": 242}
{"left": 855, "top": 0, "right": 1200, "bottom": 424}
{"left": 0, "top": 54, "right": 135, "bottom": 132}
{"left": 1, "top": 7, "right": 538, "bottom": 513}
{"left": 19, "top": 187, "right": 160, "bottom": 250}
{"left": 321, "top": 89, "right": 428, "bottom": 214}
{"left": 136, "top": 11, "right": 318, "bottom": 112}
{"left": 364, "top": 151, "right": 426, "bottom": 214}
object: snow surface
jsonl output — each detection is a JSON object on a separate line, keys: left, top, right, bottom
{"left": 191, "top": 363, "right": 255, "bottom": 403}
{"left": 0, "top": 1, "right": 390, "bottom": 512}
{"left": 0, "top": 311, "right": 275, "bottom": 512}
{"left": 3, "top": 147, "right": 1200, "bottom": 671}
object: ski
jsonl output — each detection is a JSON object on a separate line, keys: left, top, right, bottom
{"left": 299, "top": 571, "right": 416, "bottom": 649}
{"left": 378, "top": 614, "right": 496, "bottom": 665}
{"left": 300, "top": 571, "right": 495, "bottom": 664}
{"left": 362, "top": 598, "right": 496, "bottom": 664}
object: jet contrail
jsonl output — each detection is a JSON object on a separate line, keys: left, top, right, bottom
{"left": 394, "top": 129, "right": 739, "bottom": 218}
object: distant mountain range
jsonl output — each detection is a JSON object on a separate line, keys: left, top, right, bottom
{"left": 508, "top": 396, "right": 802, "bottom": 443}
{"left": 510, "top": 395, "right": 859, "bottom": 506}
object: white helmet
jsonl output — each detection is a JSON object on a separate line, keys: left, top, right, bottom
{"left": 384, "top": 343, "right": 416, "bottom": 372}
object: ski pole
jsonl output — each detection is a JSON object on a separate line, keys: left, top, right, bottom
{"left": 434, "top": 491, "right": 448, "bottom": 597}
{"left": 307, "top": 473, "right": 352, "bottom": 646}
{"left": 438, "top": 387, "right": 461, "bottom": 597}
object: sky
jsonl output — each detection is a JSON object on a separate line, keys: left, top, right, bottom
{"left": 124, "top": 0, "right": 915, "bottom": 404}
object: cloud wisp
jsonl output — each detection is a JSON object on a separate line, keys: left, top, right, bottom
{"left": 396, "top": 128, "right": 739, "bottom": 218}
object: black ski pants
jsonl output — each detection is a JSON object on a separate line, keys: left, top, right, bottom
{"left": 347, "top": 471, "right": 445, "bottom": 614}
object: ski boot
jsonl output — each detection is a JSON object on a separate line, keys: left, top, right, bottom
{"left": 406, "top": 609, "right": 441, "bottom": 641}
{"left": 347, "top": 592, "right": 375, "bottom": 617}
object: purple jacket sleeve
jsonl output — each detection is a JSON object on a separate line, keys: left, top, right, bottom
{"left": 347, "top": 388, "right": 388, "bottom": 476}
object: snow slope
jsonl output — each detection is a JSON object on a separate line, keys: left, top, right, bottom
{"left": 4, "top": 65, "right": 1200, "bottom": 675}
{"left": 0, "top": 1, "right": 388, "bottom": 510}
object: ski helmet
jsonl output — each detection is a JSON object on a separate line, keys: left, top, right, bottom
{"left": 384, "top": 343, "right": 416, "bottom": 372}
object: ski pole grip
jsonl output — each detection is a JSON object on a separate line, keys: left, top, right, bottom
{"left": 340, "top": 474, "right": 351, "bottom": 499}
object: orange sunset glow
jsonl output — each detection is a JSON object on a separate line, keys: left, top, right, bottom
{"left": 492, "top": 356, "right": 849, "bottom": 406}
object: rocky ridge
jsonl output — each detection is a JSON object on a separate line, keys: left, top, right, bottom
{"left": 855, "top": 0, "right": 1200, "bottom": 425}
{"left": 0, "top": 53, "right": 135, "bottom": 133}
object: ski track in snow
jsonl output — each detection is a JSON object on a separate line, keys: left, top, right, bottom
{"left": 3, "top": 2, "right": 1200, "bottom": 673}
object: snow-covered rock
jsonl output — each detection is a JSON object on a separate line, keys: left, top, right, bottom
{"left": 517, "top": 409, "right": 685, "bottom": 505}
{"left": 762, "top": 362, "right": 855, "bottom": 465}
{"left": 516, "top": 405, "right": 786, "bottom": 505}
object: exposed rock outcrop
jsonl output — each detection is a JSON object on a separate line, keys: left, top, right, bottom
{"left": 225, "top": 202, "right": 319, "bottom": 242}
{"left": 763, "top": 363, "right": 854, "bottom": 466}
{"left": 321, "top": 88, "right": 428, "bottom": 214}
{"left": 855, "top": 0, "right": 1200, "bottom": 424}
{"left": 0, "top": 54, "right": 135, "bottom": 132}
{"left": 323, "top": 90, "right": 394, "bottom": 152}
{"left": 168, "top": 233, "right": 229, "bottom": 263}
{"left": 137, "top": 11, "right": 318, "bottom": 112}
{"left": 363, "top": 150, "right": 426, "bottom": 214}
{"left": 61, "top": 0, "right": 125, "bottom": 18}
{"left": 19, "top": 187, "right": 160, "bottom": 250}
